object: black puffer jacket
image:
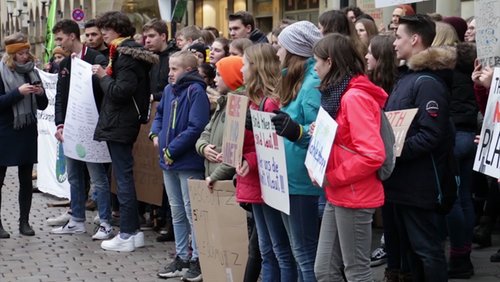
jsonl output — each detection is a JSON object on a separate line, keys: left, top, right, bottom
{"left": 384, "top": 47, "right": 457, "bottom": 210}
{"left": 94, "top": 39, "right": 159, "bottom": 144}
{"left": 249, "top": 29, "right": 268, "bottom": 43}
{"left": 150, "top": 41, "right": 179, "bottom": 102}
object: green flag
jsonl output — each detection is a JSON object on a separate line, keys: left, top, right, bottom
{"left": 44, "top": 0, "right": 57, "bottom": 64}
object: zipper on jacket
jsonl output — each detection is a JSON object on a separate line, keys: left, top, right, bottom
{"left": 171, "top": 99, "right": 178, "bottom": 129}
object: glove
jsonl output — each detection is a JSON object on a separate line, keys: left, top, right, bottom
{"left": 271, "top": 110, "right": 302, "bottom": 142}
{"left": 245, "top": 109, "right": 253, "bottom": 131}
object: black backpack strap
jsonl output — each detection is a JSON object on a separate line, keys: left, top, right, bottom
{"left": 259, "top": 97, "right": 268, "bottom": 111}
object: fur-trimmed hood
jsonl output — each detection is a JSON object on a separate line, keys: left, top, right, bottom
{"left": 407, "top": 46, "right": 456, "bottom": 72}
{"left": 116, "top": 40, "right": 159, "bottom": 65}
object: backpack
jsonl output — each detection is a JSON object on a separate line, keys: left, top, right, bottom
{"left": 377, "top": 109, "right": 396, "bottom": 181}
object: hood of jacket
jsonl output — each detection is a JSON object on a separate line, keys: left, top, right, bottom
{"left": 117, "top": 39, "right": 159, "bottom": 65}
{"left": 173, "top": 70, "right": 207, "bottom": 93}
{"left": 406, "top": 46, "right": 456, "bottom": 90}
{"left": 346, "top": 75, "right": 388, "bottom": 108}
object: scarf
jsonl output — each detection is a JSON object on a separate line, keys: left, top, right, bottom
{"left": 321, "top": 74, "right": 352, "bottom": 119}
{"left": 106, "top": 37, "right": 130, "bottom": 76}
{"left": 0, "top": 61, "right": 38, "bottom": 129}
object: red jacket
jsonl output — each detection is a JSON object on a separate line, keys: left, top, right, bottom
{"left": 236, "top": 98, "right": 280, "bottom": 203}
{"left": 324, "top": 75, "right": 387, "bottom": 209}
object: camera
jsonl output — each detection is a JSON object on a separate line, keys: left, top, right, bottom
{"left": 28, "top": 72, "right": 41, "bottom": 86}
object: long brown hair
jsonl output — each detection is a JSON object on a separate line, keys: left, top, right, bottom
{"left": 276, "top": 51, "right": 307, "bottom": 106}
{"left": 243, "top": 44, "right": 280, "bottom": 105}
{"left": 367, "top": 34, "right": 398, "bottom": 93}
{"left": 313, "top": 33, "right": 365, "bottom": 91}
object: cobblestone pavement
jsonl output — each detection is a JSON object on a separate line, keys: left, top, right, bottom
{"left": 1, "top": 167, "right": 500, "bottom": 281}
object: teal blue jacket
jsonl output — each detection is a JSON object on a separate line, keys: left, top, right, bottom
{"left": 281, "top": 58, "right": 322, "bottom": 196}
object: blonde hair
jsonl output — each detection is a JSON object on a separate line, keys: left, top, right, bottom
{"left": 243, "top": 44, "right": 280, "bottom": 105}
{"left": 2, "top": 32, "right": 35, "bottom": 70}
{"left": 170, "top": 50, "right": 199, "bottom": 70}
{"left": 275, "top": 51, "right": 307, "bottom": 106}
{"left": 432, "top": 21, "right": 458, "bottom": 47}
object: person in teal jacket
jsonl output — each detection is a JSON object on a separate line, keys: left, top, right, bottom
{"left": 271, "top": 21, "right": 322, "bottom": 282}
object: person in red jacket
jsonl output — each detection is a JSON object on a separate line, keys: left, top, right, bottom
{"left": 240, "top": 44, "right": 296, "bottom": 282}
{"left": 312, "top": 33, "right": 387, "bottom": 282}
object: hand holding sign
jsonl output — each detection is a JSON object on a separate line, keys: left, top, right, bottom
{"left": 271, "top": 110, "right": 301, "bottom": 142}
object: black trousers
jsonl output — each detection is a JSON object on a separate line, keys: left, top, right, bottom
{"left": 0, "top": 164, "right": 34, "bottom": 223}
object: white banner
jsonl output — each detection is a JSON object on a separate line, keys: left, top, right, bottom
{"left": 305, "top": 107, "right": 337, "bottom": 187}
{"left": 474, "top": 67, "right": 500, "bottom": 177}
{"left": 475, "top": 0, "right": 500, "bottom": 66}
{"left": 251, "top": 109, "right": 289, "bottom": 214}
{"left": 375, "top": 0, "right": 425, "bottom": 8}
{"left": 63, "top": 58, "right": 111, "bottom": 163}
{"left": 36, "top": 69, "right": 71, "bottom": 199}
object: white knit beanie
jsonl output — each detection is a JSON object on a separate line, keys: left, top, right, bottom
{"left": 278, "top": 21, "right": 322, "bottom": 58}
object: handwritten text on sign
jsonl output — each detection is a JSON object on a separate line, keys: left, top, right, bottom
{"left": 385, "top": 108, "right": 418, "bottom": 157}
{"left": 305, "top": 107, "right": 337, "bottom": 187}
{"left": 222, "top": 94, "right": 248, "bottom": 168}
{"left": 251, "top": 109, "right": 290, "bottom": 214}
{"left": 63, "top": 58, "right": 111, "bottom": 163}
{"left": 475, "top": 0, "right": 500, "bottom": 67}
{"left": 474, "top": 67, "right": 500, "bottom": 177}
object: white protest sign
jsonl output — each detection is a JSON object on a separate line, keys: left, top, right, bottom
{"left": 251, "top": 109, "right": 289, "bottom": 214}
{"left": 475, "top": 0, "right": 500, "bottom": 67}
{"left": 222, "top": 93, "right": 248, "bottom": 168}
{"left": 36, "top": 69, "right": 71, "bottom": 199}
{"left": 305, "top": 107, "right": 337, "bottom": 187}
{"left": 385, "top": 108, "right": 418, "bottom": 157}
{"left": 375, "top": 0, "right": 425, "bottom": 8}
{"left": 63, "top": 58, "right": 111, "bottom": 163}
{"left": 474, "top": 67, "right": 500, "bottom": 177}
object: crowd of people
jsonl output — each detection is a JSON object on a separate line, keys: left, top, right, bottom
{"left": 0, "top": 3, "right": 497, "bottom": 282}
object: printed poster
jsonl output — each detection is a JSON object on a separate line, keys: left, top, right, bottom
{"left": 251, "top": 109, "right": 290, "bottom": 214}
{"left": 63, "top": 58, "right": 111, "bottom": 163}
{"left": 305, "top": 107, "right": 338, "bottom": 187}
{"left": 36, "top": 68, "right": 71, "bottom": 199}
{"left": 385, "top": 108, "right": 418, "bottom": 157}
{"left": 222, "top": 94, "right": 248, "bottom": 168}
{"left": 474, "top": 67, "right": 500, "bottom": 178}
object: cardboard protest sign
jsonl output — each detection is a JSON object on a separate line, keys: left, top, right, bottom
{"left": 222, "top": 93, "right": 248, "bottom": 168}
{"left": 251, "top": 109, "right": 290, "bottom": 214}
{"left": 188, "top": 180, "right": 248, "bottom": 282}
{"left": 111, "top": 102, "right": 164, "bottom": 206}
{"left": 375, "top": 0, "right": 426, "bottom": 8}
{"left": 385, "top": 109, "right": 418, "bottom": 157}
{"left": 475, "top": 0, "right": 500, "bottom": 67}
{"left": 474, "top": 67, "right": 500, "bottom": 177}
{"left": 305, "top": 107, "right": 338, "bottom": 187}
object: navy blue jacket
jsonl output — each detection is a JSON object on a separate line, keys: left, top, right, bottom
{"left": 150, "top": 70, "right": 210, "bottom": 171}
{"left": 383, "top": 47, "right": 456, "bottom": 210}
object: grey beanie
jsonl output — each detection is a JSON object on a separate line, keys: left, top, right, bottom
{"left": 278, "top": 21, "right": 322, "bottom": 58}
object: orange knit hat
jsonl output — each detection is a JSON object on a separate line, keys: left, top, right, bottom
{"left": 215, "top": 56, "right": 244, "bottom": 91}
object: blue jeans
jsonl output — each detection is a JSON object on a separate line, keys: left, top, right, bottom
{"left": 384, "top": 203, "right": 447, "bottom": 282}
{"left": 67, "top": 157, "right": 110, "bottom": 223}
{"left": 253, "top": 203, "right": 296, "bottom": 282}
{"left": 281, "top": 195, "right": 319, "bottom": 282}
{"left": 107, "top": 141, "right": 139, "bottom": 234}
{"left": 446, "top": 130, "right": 476, "bottom": 250}
{"left": 163, "top": 169, "right": 204, "bottom": 260}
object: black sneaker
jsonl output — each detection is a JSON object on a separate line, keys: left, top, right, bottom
{"left": 158, "top": 256, "right": 189, "bottom": 279}
{"left": 370, "top": 246, "right": 387, "bottom": 267}
{"left": 181, "top": 258, "right": 202, "bottom": 281}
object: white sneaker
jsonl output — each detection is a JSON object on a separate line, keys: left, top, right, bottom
{"left": 101, "top": 234, "right": 135, "bottom": 252}
{"left": 92, "top": 223, "right": 113, "bottom": 240}
{"left": 133, "top": 231, "right": 145, "bottom": 248}
{"left": 93, "top": 214, "right": 100, "bottom": 225}
{"left": 50, "top": 220, "right": 86, "bottom": 234}
{"left": 46, "top": 211, "right": 72, "bottom": 226}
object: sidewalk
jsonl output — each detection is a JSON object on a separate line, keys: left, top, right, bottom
{"left": 1, "top": 167, "right": 500, "bottom": 281}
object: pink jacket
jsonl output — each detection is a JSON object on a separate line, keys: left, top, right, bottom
{"left": 324, "top": 75, "right": 387, "bottom": 209}
{"left": 236, "top": 98, "right": 280, "bottom": 203}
